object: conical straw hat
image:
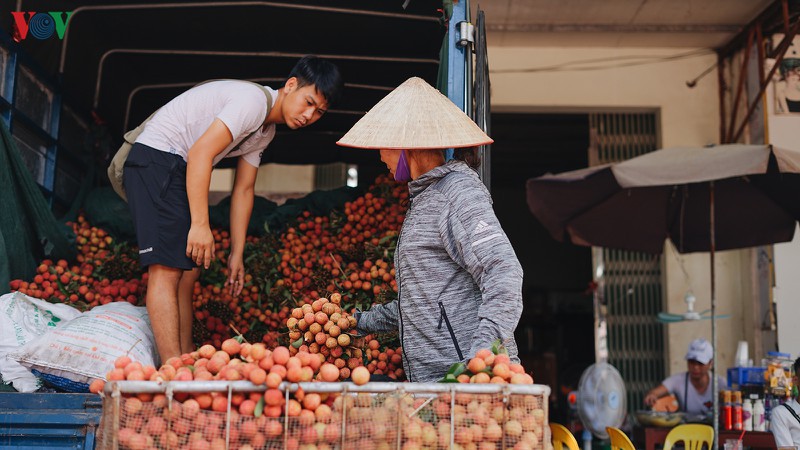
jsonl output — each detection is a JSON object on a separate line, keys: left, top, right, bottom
{"left": 336, "top": 77, "right": 493, "bottom": 150}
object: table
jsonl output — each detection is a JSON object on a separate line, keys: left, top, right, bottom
{"left": 634, "top": 427, "right": 776, "bottom": 450}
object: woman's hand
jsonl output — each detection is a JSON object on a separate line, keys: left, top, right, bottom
{"left": 186, "top": 225, "right": 215, "bottom": 269}
{"left": 227, "top": 253, "right": 245, "bottom": 296}
{"left": 644, "top": 392, "right": 659, "bottom": 406}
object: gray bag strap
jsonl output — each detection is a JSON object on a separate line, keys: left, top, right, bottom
{"left": 224, "top": 81, "right": 274, "bottom": 154}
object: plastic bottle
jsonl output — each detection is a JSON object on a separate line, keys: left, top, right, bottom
{"left": 742, "top": 397, "right": 753, "bottom": 431}
{"left": 733, "top": 391, "right": 743, "bottom": 430}
{"left": 764, "top": 394, "right": 779, "bottom": 429}
{"left": 753, "top": 398, "right": 766, "bottom": 432}
{"left": 722, "top": 390, "right": 733, "bottom": 430}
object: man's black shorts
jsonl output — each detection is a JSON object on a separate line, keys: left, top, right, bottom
{"left": 123, "top": 143, "right": 195, "bottom": 270}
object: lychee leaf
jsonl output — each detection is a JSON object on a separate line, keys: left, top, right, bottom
{"left": 254, "top": 395, "right": 265, "bottom": 418}
{"left": 440, "top": 373, "right": 459, "bottom": 383}
{"left": 445, "top": 362, "right": 466, "bottom": 378}
{"left": 491, "top": 339, "right": 504, "bottom": 355}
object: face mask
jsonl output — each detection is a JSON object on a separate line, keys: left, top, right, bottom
{"left": 394, "top": 150, "right": 411, "bottom": 182}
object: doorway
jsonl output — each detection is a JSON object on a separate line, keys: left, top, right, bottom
{"left": 491, "top": 111, "right": 665, "bottom": 423}
{"left": 490, "top": 112, "right": 594, "bottom": 424}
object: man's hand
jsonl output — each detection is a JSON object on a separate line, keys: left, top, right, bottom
{"left": 644, "top": 392, "right": 658, "bottom": 407}
{"left": 186, "top": 225, "right": 215, "bottom": 269}
{"left": 227, "top": 253, "right": 246, "bottom": 296}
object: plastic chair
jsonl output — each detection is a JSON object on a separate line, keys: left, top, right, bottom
{"left": 663, "top": 424, "right": 714, "bottom": 450}
{"left": 551, "top": 423, "right": 581, "bottom": 450}
{"left": 607, "top": 426, "right": 636, "bottom": 450}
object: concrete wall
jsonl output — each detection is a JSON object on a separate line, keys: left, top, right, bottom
{"left": 490, "top": 46, "right": 749, "bottom": 375}
{"left": 489, "top": 47, "right": 719, "bottom": 147}
{"left": 766, "top": 47, "right": 800, "bottom": 360}
{"left": 774, "top": 223, "right": 800, "bottom": 360}
{"left": 253, "top": 164, "right": 315, "bottom": 194}
{"left": 210, "top": 164, "right": 315, "bottom": 199}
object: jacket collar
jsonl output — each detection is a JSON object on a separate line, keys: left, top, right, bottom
{"left": 408, "top": 159, "right": 475, "bottom": 199}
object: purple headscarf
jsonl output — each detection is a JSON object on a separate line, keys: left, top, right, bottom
{"left": 394, "top": 150, "right": 411, "bottom": 182}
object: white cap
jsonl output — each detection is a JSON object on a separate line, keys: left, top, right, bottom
{"left": 685, "top": 338, "right": 713, "bottom": 365}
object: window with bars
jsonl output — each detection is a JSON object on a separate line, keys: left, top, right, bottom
{"left": 589, "top": 111, "right": 665, "bottom": 413}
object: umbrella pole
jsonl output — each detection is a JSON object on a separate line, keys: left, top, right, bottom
{"left": 711, "top": 181, "right": 719, "bottom": 449}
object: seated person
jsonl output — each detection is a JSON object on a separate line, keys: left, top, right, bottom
{"left": 643, "top": 338, "right": 727, "bottom": 417}
{"left": 769, "top": 357, "right": 800, "bottom": 447}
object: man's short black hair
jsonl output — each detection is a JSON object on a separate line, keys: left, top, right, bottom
{"left": 289, "top": 55, "right": 344, "bottom": 107}
{"left": 794, "top": 357, "right": 800, "bottom": 376}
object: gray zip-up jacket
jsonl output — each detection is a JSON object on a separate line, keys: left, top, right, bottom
{"left": 357, "top": 160, "right": 524, "bottom": 382}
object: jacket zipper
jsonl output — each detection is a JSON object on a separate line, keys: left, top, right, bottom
{"left": 438, "top": 302, "right": 464, "bottom": 361}
{"left": 395, "top": 203, "right": 413, "bottom": 382}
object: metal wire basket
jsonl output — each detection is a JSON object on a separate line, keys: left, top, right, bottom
{"left": 97, "top": 380, "right": 551, "bottom": 450}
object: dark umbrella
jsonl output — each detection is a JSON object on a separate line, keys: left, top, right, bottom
{"left": 526, "top": 144, "right": 800, "bottom": 444}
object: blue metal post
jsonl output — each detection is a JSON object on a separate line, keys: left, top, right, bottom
{"left": 446, "top": 0, "right": 469, "bottom": 161}
{"left": 44, "top": 92, "right": 62, "bottom": 207}
{"left": 1, "top": 47, "right": 17, "bottom": 130}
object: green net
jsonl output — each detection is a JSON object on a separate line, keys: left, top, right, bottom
{"left": 209, "top": 195, "right": 278, "bottom": 237}
{"left": 262, "top": 186, "right": 363, "bottom": 234}
{"left": 0, "top": 120, "right": 76, "bottom": 295}
{"left": 79, "top": 184, "right": 364, "bottom": 245}
{"left": 210, "top": 185, "right": 363, "bottom": 236}
{"left": 83, "top": 187, "right": 137, "bottom": 243}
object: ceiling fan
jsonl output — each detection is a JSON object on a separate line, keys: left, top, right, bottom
{"left": 657, "top": 292, "right": 731, "bottom": 323}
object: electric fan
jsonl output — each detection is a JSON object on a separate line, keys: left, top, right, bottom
{"left": 576, "top": 362, "right": 627, "bottom": 440}
{"left": 657, "top": 292, "right": 730, "bottom": 323}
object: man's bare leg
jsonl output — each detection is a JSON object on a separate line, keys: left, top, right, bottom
{"left": 178, "top": 268, "right": 200, "bottom": 354}
{"left": 146, "top": 264, "right": 183, "bottom": 364}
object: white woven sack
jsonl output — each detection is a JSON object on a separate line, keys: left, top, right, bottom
{"left": 10, "top": 301, "right": 157, "bottom": 392}
{"left": 0, "top": 292, "right": 81, "bottom": 392}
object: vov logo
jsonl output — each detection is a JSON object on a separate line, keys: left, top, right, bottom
{"left": 11, "top": 12, "right": 72, "bottom": 41}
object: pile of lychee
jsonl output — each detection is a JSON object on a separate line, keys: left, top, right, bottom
{"left": 90, "top": 336, "right": 372, "bottom": 419}
{"left": 286, "top": 293, "right": 359, "bottom": 372}
{"left": 443, "top": 345, "right": 534, "bottom": 385}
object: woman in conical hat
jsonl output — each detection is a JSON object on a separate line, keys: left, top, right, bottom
{"left": 337, "top": 77, "right": 525, "bottom": 383}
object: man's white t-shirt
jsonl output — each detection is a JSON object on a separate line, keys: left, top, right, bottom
{"left": 662, "top": 372, "right": 728, "bottom": 416}
{"left": 136, "top": 80, "right": 276, "bottom": 168}
{"left": 770, "top": 398, "right": 800, "bottom": 447}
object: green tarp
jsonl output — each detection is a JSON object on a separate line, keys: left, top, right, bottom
{"left": 0, "top": 120, "right": 75, "bottom": 294}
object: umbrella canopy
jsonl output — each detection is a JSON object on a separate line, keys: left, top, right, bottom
{"left": 526, "top": 144, "right": 800, "bottom": 254}
{"left": 526, "top": 143, "right": 800, "bottom": 444}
